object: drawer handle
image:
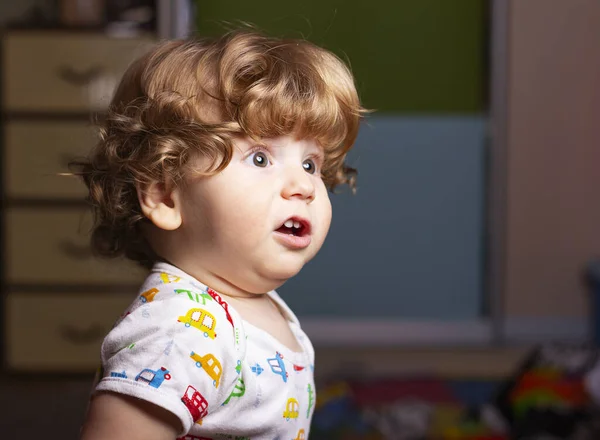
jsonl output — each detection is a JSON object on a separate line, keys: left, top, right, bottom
{"left": 59, "top": 240, "right": 93, "bottom": 259}
{"left": 59, "top": 324, "right": 105, "bottom": 345}
{"left": 57, "top": 65, "right": 105, "bottom": 86}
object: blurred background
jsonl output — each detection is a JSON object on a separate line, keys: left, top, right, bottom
{"left": 0, "top": 0, "right": 599, "bottom": 438}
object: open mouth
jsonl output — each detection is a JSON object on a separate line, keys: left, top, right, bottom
{"left": 275, "top": 217, "right": 311, "bottom": 237}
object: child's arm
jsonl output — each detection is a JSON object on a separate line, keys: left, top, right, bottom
{"left": 80, "top": 391, "right": 180, "bottom": 440}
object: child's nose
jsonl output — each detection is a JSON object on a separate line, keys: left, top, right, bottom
{"left": 281, "top": 166, "right": 316, "bottom": 202}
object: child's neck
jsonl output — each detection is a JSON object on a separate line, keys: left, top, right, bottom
{"left": 161, "top": 256, "right": 278, "bottom": 299}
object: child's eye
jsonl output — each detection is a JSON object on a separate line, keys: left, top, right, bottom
{"left": 303, "top": 159, "right": 317, "bottom": 174}
{"left": 250, "top": 151, "right": 269, "bottom": 168}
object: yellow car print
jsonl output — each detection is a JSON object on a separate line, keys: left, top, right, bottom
{"left": 178, "top": 308, "right": 217, "bottom": 339}
{"left": 293, "top": 429, "right": 305, "bottom": 440}
{"left": 189, "top": 351, "right": 222, "bottom": 388}
{"left": 282, "top": 397, "right": 299, "bottom": 421}
{"left": 140, "top": 287, "right": 158, "bottom": 303}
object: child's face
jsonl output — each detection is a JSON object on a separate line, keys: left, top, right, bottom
{"left": 174, "top": 135, "right": 332, "bottom": 295}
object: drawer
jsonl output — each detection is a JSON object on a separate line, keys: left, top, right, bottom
{"left": 6, "top": 292, "right": 133, "bottom": 371}
{"left": 6, "top": 208, "right": 147, "bottom": 285}
{"left": 3, "top": 33, "right": 154, "bottom": 112}
{"left": 5, "top": 121, "right": 95, "bottom": 199}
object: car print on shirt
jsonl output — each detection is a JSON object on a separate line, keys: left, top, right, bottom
{"left": 251, "top": 362, "right": 264, "bottom": 376}
{"left": 283, "top": 397, "right": 299, "bottom": 421}
{"left": 160, "top": 272, "right": 181, "bottom": 284}
{"left": 293, "top": 429, "right": 306, "bottom": 440}
{"left": 134, "top": 367, "right": 171, "bottom": 388}
{"left": 178, "top": 308, "right": 217, "bottom": 339}
{"left": 206, "top": 288, "right": 234, "bottom": 327}
{"left": 181, "top": 385, "right": 208, "bottom": 422}
{"left": 175, "top": 288, "right": 213, "bottom": 305}
{"left": 140, "top": 287, "right": 158, "bottom": 303}
{"left": 189, "top": 351, "right": 222, "bottom": 388}
{"left": 267, "top": 352, "right": 288, "bottom": 383}
{"left": 306, "top": 383, "right": 315, "bottom": 418}
{"left": 139, "top": 287, "right": 159, "bottom": 303}
{"left": 163, "top": 339, "right": 174, "bottom": 355}
{"left": 222, "top": 377, "right": 245, "bottom": 405}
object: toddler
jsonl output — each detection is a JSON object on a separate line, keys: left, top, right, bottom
{"left": 74, "top": 30, "right": 364, "bottom": 440}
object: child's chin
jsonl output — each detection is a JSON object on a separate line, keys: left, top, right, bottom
{"left": 261, "top": 261, "right": 306, "bottom": 285}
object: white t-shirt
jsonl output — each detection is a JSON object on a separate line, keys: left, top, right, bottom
{"left": 95, "top": 262, "right": 316, "bottom": 440}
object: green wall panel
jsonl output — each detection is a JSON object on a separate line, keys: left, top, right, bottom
{"left": 194, "top": 0, "right": 487, "bottom": 113}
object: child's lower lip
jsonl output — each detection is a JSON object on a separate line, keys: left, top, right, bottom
{"left": 273, "top": 231, "right": 311, "bottom": 249}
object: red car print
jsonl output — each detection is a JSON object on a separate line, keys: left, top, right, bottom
{"left": 181, "top": 385, "right": 208, "bottom": 422}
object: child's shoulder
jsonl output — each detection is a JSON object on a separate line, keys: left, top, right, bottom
{"left": 132, "top": 262, "right": 243, "bottom": 337}
{"left": 139, "top": 264, "right": 205, "bottom": 299}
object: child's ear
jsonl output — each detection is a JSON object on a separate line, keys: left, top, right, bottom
{"left": 137, "top": 181, "right": 182, "bottom": 231}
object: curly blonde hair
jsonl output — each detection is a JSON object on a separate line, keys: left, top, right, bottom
{"left": 71, "top": 30, "right": 366, "bottom": 268}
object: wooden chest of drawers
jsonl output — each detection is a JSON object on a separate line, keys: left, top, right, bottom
{"left": 1, "top": 31, "right": 154, "bottom": 372}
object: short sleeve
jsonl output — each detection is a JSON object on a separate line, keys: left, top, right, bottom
{"left": 95, "top": 272, "right": 246, "bottom": 435}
